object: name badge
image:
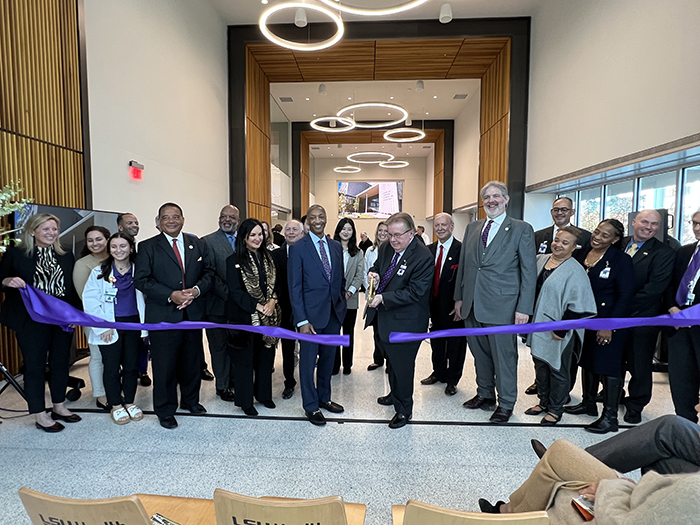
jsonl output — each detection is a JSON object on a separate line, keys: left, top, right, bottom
{"left": 538, "top": 241, "right": 547, "bottom": 254}
{"left": 687, "top": 286, "right": 695, "bottom": 306}
{"left": 105, "top": 285, "right": 117, "bottom": 303}
{"left": 599, "top": 264, "right": 611, "bottom": 280}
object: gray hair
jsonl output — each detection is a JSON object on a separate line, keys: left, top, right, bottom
{"left": 480, "top": 181, "right": 508, "bottom": 200}
{"left": 433, "top": 212, "right": 454, "bottom": 225}
{"left": 386, "top": 212, "right": 415, "bottom": 232}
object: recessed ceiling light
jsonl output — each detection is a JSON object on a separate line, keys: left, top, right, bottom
{"left": 433, "top": 95, "right": 437, "bottom": 99}
{"left": 306, "top": 97, "right": 310, "bottom": 101}
{"left": 390, "top": 96, "right": 394, "bottom": 99}
{"left": 313, "top": 113, "right": 317, "bottom": 116}
{"left": 331, "top": 153, "right": 333, "bottom": 156}
{"left": 348, "top": 97, "right": 352, "bottom": 100}
{"left": 261, "top": 0, "right": 268, "bottom": 3}
{"left": 328, "top": 146, "right": 331, "bottom": 149}
{"left": 425, "top": 112, "right": 429, "bottom": 115}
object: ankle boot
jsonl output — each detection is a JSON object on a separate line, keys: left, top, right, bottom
{"left": 585, "top": 375, "right": 621, "bottom": 434}
{"left": 564, "top": 370, "right": 599, "bottom": 416}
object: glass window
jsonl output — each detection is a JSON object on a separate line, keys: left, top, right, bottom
{"left": 682, "top": 166, "right": 700, "bottom": 244}
{"left": 604, "top": 180, "right": 634, "bottom": 229}
{"left": 579, "top": 187, "right": 602, "bottom": 232}
{"left": 638, "top": 171, "right": 678, "bottom": 237}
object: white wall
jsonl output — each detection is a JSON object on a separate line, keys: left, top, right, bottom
{"left": 313, "top": 157, "right": 427, "bottom": 237}
{"left": 453, "top": 89, "right": 481, "bottom": 209}
{"left": 425, "top": 147, "right": 435, "bottom": 219}
{"left": 84, "top": 0, "right": 228, "bottom": 238}
{"left": 527, "top": 0, "right": 700, "bottom": 187}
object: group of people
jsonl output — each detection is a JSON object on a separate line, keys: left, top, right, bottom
{"left": 1, "top": 181, "right": 699, "bottom": 435}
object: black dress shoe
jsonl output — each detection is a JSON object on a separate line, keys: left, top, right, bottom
{"left": 624, "top": 407, "right": 642, "bottom": 424}
{"left": 96, "top": 399, "right": 112, "bottom": 412}
{"left": 201, "top": 368, "right": 215, "bottom": 381}
{"left": 463, "top": 394, "right": 497, "bottom": 410}
{"left": 564, "top": 402, "right": 598, "bottom": 416}
{"left": 478, "top": 499, "right": 505, "bottom": 514}
{"left": 217, "top": 388, "right": 236, "bottom": 402}
{"left": 531, "top": 439, "right": 547, "bottom": 459}
{"left": 159, "top": 416, "right": 178, "bottom": 429}
{"left": 367, "top": 363, "right": 381, "bottom": 371}
{"left": 306, "top": 409, "right": 326, "bottom": 426}
{"left": 319, "top": 400, "right": 344, "bottom": 413}
{"left": 282, "top": 387, "right": 294, "bottom": 399}
{"left": 489, "top": 406, "right": 513, "bottom": 425}
{"left": 388, "top": 412, "right": 411, "bottom": 429}
{"left": 139, "top": 373, "right": 151, "bottom": 387}
{"left": 331, "top": 369, "right": 340, "bottom": 376}
{"left": 525, "top": 382, "right": 538, "bottom": 395}
{"left": 377, "top": 394, "right": 393, "bottom": 406}
{"left": 445, "top": 384, "right": 457, "bottom": 396}
{"left": 180, "top": 403, "right": 207, "bottom": 415}
{"left": 343, "top": 368, "right": 351, "bottom": 375}
{"left": 36, "top": 421, "right": 64, "bottom": 433}
{"left": 51, "top": 411, "right": 82, "bottom": 423}
{"left": 420, "top": 374, "right": 440, "bottom": 385}
{"left": 243, "top": 406, "right": 259, "bottom": 416}
{"left": 262, "top": 400, "right": 276, "bottom": 409}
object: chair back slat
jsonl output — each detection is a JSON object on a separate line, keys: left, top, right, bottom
{"left": 402, "top": 500, "right": 549, "bottom": 525}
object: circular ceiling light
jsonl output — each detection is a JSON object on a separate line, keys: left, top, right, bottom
{"left": 334, "top": 165, "right": 361, "bottom": 173}
{"left": 310, "top": 116, "right": 356, "bottom": 132}
{"left": 337, "top": 102, "right": 408, "bottom": 129}
{"left": 259, "top": 2, "right": 344, "bottom": 52}
{"left": 380, "top": 160, "right": 409, "bottom": 169}
{"left": 347, "top": 152, "right": 394, "bottom": 164}
{"left": 318, "top": 0, "right": 430, "bottom": 16}
{"left": 383, "top": 128, "right": 426, "bottom": 143}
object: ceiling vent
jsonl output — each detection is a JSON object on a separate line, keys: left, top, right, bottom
{"left": 311, "top": 146, "right": 320, "bottom": 150}
{"left": 422, "top": 145, "right": 432, "bottom": 149}
{"left": 453, "top": 93, "right": 468, "bottom": 100}
{"left": 279, "top": 96, "right": 294, "bottom": 103}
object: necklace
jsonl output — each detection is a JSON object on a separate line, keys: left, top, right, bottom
{"left": 114, "top": 263, "right": 130, "bottom": 274}
{"left": 545, "top": 256, "right": 566, "bottom": 270}
{"left": 584, "top": 250, "right": 606, "bottom": 273}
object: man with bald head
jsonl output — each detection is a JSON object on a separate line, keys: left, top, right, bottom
{"left": 202, "top": 205, "right": 240, "bottom": 401}
{"left": 621, "top": 209, "right": 675, "bottom": 423}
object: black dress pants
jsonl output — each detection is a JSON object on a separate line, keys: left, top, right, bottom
{"left": 429, "top": 320, "right": 467, "bottom": 385}
{"left": 148, "top": 328, "right": 203, "bottom": 419}
{"left": 205, "top": 315, "right": 234, "bottom": 390}
{"left": 668, "top": 325, "right": 700, "bottom": 423}
{"left": 98, "top": 315, "right": 140, "bottom": 406}
{"left": 623, "top": 325, "right": 661, "bottom": 412}
{"left": 534, "top": 336, "right": 575, "bottom": 417}
{"left": 279, "top": 317, "right": 297, "bottom": 390}
{"left": 15, "top": 319, "right": 73, "bottom": 414}
{"left": 333, "top": 308, "right": 358, "bottom": 373}
{"left": 371, "top": 325, "right": 384, "bottom": 366}
{"left": 228, "top": 331, "right": 275, "bottom": 407}
{"left": 375, "top": 329, "right": 420, "bottom": 417}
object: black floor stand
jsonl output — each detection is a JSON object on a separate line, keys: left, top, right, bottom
{"left": 0, "top": 360, "right": 26, "bottom": 400}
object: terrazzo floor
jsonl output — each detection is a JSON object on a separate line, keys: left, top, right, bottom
{"left": 0, "top": 296, "right": 676, "bottom": 524}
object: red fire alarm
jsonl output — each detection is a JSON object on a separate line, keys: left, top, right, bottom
{"left": 129, "top": 160, "right": 144, "bottom": 180}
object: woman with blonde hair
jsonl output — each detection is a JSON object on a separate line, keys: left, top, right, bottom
{"left": 0, "top": 213, "right": 81, "bottom": 432}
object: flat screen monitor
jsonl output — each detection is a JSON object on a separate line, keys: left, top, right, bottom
{"left": 337, "top": 181, "right": 403, "bottom": 219}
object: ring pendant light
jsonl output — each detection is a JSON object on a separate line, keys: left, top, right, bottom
{"left": 334, "top": 165, "right": 362, "bottom": 173}
{"left": 347, "top": 152, "right": 394, "bottom": 164}
{"left": 259, "top": 2, "right": 344, "bottom": 52}
{"left": 310, "top": 116, "right": 356, "bottom": 132}
{"left": 383, "top": 127, "right": 426, "bottom": 143}
{"left": 318, "top": 0, "right": 430, "bottom": 16}
{"left": 379, "top": 160, "right": 409, "bottom": 168}
{"left": 337, "top": 102, "right": 408, "bottom": 129}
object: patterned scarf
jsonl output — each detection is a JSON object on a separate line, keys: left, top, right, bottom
{"left": 34, "top": 247, "right": 65, "bottom": 298}
{"left": 240, "top": 250, "right": 281, "bottom": 347}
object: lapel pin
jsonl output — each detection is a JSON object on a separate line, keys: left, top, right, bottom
{"left": 505, "top": 227, "right": 510, "bottom": 231}
{"left": 188, "top": 245, "right": 193, "bottom": 249}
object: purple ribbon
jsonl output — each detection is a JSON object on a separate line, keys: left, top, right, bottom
{"left": 389, "top": 305, "right": 700, "bottom": 343}
{"left": 19, "top": 286, "right": 350, "bottom": 347}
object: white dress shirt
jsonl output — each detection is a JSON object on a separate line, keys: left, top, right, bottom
{"left": 434, "top": 235, "right": 454, "bottom": 275}
{"left": 481, "top": 212, "right": 507, "bottom": 247}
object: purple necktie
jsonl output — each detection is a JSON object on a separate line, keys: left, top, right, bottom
{"left": 481, "top": 220, "right": 493, "bottom": 248}
{"left": 675, "top": 246, "right": 700, "bottom": 306}
{"left": 377, "top": 253, "right": 400, "bottom": 294}
{"left": 318, "top": 238, "right": 332, "bottom": 281}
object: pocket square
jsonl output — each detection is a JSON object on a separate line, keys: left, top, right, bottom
{"left": 197, "top": 256, "right": 202, "bottom": 262}
{"left": 450, "top": 264, "right": 458, "bottom": 270}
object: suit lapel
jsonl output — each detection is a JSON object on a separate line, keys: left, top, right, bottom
{"left": 382, "top": 238, "right": 416, "bottom": 288}
{"left": 483, "top": 216, "right": 512, "bottom": 263}
{"left": 305, "top": 234, "right": 330, "bottom": 282}
{"left": 471, "top": 219, "right": 486, "bottom": 264}
{"left": 217, "top": 229, "right": 234, "bottom": 256}
{"left": 157, "top": 233, "right": 181, "bottom": 269}
{"left": 440, "top": 240, "right": 460, "bottom": 285}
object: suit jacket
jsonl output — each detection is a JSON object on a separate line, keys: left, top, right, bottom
{"left": 574, "top": 247, "right": 634, "bottom": 320}
{"left": 666, "top": 241, "right": 700, "bottom": 311}
{"left": 202, "top": 228, "right": 235, "bottom": 318}
{"left": 224, "top": 254, "right": 260, "bottom": 325}
{"left": 271, "top": 243, "right": 292, "bottom": 327}
{"left": 428, "top": 238, "right": 463, "bottom": 328}
{"left": 288, "top": 233, "right": 347, "bottom": 330}
{"left": 621, "top": 236, "right": 675, "bottom": 317}
{"left": 343, "top": 250, "right": 365, "bottom": 310}
{"left": 454, "top": 215, "right": 537, "bottom": 324}
{"left": 133, "top": 232, "right": 214, "bottom": 323}
{"left": 364, "top": 237, "right": 433, "bottom": 341}
{"left": 534, "top": 224, "right": 591, "bottom": 254}
{"left": 0, "top": 245, "right": 78, "bottom": 332}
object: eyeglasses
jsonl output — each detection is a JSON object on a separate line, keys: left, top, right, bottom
{"left": 690, "top": 220, "right": 700, "bottom": 227}
{"left": 551, "top": 207, "right": 571, "bottom": 213}
{"left": 387, "top": 229, "right": 412, "bottom": 240}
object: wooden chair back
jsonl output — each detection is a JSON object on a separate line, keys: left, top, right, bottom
{"left": 395, "top": 499, "right": 549, "bottom": 525}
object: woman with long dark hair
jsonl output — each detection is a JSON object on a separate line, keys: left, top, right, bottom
{"left": 565, "top": 218, "right": 634, "bottom": 433}
{"left": 225, "top": 218, "right": 281, "bottom": 416}
{"left": 365, "top": 221, "right": 389, "bottom": 371}
{"left": 332, "top": 218, "right": 364, "bottom": 375}
{"left": 82, "top": 232, "right": 146, "bottom": 425}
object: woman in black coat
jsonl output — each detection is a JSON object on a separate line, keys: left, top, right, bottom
{"left": 565, "top": 218, "right": 634, "bottom": 434}
{"left": 0, "top": 213, "right": 81, "bottom": 432}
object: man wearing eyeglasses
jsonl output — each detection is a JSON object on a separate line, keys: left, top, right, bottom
{"left": 365, "top": 212, "right": 434, "bottom": 429}
{"left": 534, "top": 197, "right": 591, "bottom": 256}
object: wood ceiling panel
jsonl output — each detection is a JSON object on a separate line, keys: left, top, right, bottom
{"left": 374, "top": 39, "right": 464, "bottom": 80}
{"left": 302, "top": 129, "right": 442, "bottom": 145}
{"left": 293, "top": 41, "right": 376, "bottom": 81}
{"left": 447, "top": 37, "right": 510, "bottom": 78}
{"left": 302, "top": 131, "right": 331, "bottom": 144}
{"left": 247, "top": 43, "right": 303, "bottom": 82}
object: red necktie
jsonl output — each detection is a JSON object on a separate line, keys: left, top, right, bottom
{"left": 433, "top": 245, "right": 443, "bottom": 297}
{"left": 172, "top": 238, "right": 186, "bottom": 289}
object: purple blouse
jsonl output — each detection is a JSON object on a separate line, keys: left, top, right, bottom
{"left": 113, "top": 264, "right": 138, "bottom": 317}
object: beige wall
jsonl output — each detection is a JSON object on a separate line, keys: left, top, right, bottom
{"left": 453, "top": 89, "right": 481, "bottom": 209}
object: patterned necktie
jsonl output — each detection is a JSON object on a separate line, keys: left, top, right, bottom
{"left": 172, "top": 238, "right": 185, "bottom": 289}
{"left": 482, "top": 220, "right": 493, "bottom": 248}
{"left": 377, "top": 253, "right": 400, "bottom": 294}
{"left": 626, "top": 243, "right": 639, "bottom": 257}
{"left": 675, "top": 246, "right": 700, "bottom": 306}
{"left": 433, "top": 245, "right": 443, "bottom": 297}
{"left": 318, "top": 238, "right": 332, "bottom": 281}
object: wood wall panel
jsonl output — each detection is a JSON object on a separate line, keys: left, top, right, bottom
{"left": 375, "top": 39, "right": 464, "bottom": 80}
{"left": 300, "top": 134, "right": 310, "bottom": 213}
{"left": 247, "top": 202, "right": 271, "bottom": 224}
{"left": 245, "top": 49, "right": 271, "bottom": 219}
{"left": 478, "top": 118, "right": 509, "bottom": 192}
{"left": 245, "top": 123, "right": 271, "bottom": 207}
{"left": 245, "top": 49, "right": 270, "bottom": 136}
{"left": 433, "top": 132, "right": 444, "bottom": 218}
{"left": 448, "top": 37, "right": 509, "bottom": 79}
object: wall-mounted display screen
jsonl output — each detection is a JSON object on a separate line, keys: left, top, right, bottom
{"left": 338, "top": 181, "right": 403, "bottom": 219}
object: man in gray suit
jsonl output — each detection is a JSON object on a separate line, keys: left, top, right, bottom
{"left": 202, "top": 205, "right": 239, "bottom": 401}
{"left": 454, "top": 181, "right": 537, "bottom": 424}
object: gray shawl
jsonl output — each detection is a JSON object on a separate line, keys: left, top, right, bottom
{"left": 526, "top": 255, "right": 596, "bottom": 370}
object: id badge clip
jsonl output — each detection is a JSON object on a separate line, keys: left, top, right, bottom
{"left": 538, "top": 241, "right": 548, "bottom": 254}
{"left": 599, "top": 262, "right": 611, "bottom": 279}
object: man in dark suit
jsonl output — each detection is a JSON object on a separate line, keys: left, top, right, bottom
{"left": 621, "top": 209, "right": 675, "bottom": 424}
{"left": 420, "top": 213, "right": 467, "bottom": 396}
{"left": 454, "top": 181, "right": 537, "bottom": 424}
{"left": 534, "top": 197, "right": 591, "bottom": 255}
{"left": 134, "top": 203, "right": 214, "bottom": 429}
{"left": 366, "top": 212, "right": 434, "bottom": 429}
{"left": 202, "top": 205, "right": 239, "bottom": 402}
{"left": 288, "top": 205, "right": 347, "bottom": 426}
{"left": 271, "top": 219, "right": 304, "bottom": 400}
